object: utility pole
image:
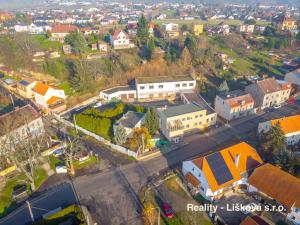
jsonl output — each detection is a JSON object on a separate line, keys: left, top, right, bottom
{"left": 26, "top": 200, "right": 34, "bottom": 223}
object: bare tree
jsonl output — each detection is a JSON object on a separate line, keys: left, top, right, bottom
{"left": 64, "top": 136, "right": 78, "bottom": 175}
{"left": 1, "top": 128, "right": 47, "bottom": 191}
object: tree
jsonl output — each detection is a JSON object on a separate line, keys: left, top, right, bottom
{"left": 218, "top": 80, "right": 229, "bottom": 93}
{"left": 1, "top": 124, "right": 48, "bottom": 191}
{"left": 245, "top": 19, "right": 256, "bottom": 25}
{"left": 114, "top": 126, "right": 127, "bottom": 145}
{"left": 263, "top": 26, "right": 276, "bottom": 37}
{"left": 142, "top": 202, "right": 158, "bottom": 225}
{"left": 181, "top": 24, "right": 189, "bottom": 32}
{"left": 63, "top": 136, "right": 78, "bottom": 175}
{"left": 180, "top": 47, "right": 192, "bottom": 66}
{"left": 296, "top": 31, "right": 300, "bottom": 41}
{"left": 65, "top": 31, "right": 87, "bottom": 55}
{"left": 147, "top": 38, "right": 155, "bottom": 59}
{"left": 129, "top": 127, "right": 151, "bottom": 153}
{"left": 262, "top": 122, "right": 286, "bottom": 154}
{"left": 145, "top": 108, "right": 159, "bottom": 135}
{"left": 137, "top": 15, "right": 149, "bottom": 43}
{"left": 275, "top": 149, "right": 300, "bottom": 175}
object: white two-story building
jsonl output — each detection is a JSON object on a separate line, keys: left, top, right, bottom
{"left": 110, "top": 29, "right": 133, "bottom": 49}
{"left": 33, "top": 82, "right": 66, "bottom": 113}
{"left": 135, "top": 76, "right": 196, "bottom": 100}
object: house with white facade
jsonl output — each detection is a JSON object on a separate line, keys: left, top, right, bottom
{"left": 248, "top": 163, "right": 300, "bottom": 225}
{"left": 245, "top": 78, "right": 292, "bottom": 109}
{"left": 135, "top": 75, "right": 196, "bottom": 100}
{"left": 33, "top": 81, "right": 66, "bottom": 113}
{"left": 257, "top": 114, "right": 300, "bottom": 146}
{"left": 163, "top": 23, "right": 179, "bottom": 38}
{"left": 214, "top": 90, "right": 255, "bottom": 121}
{"left": 238, "top": 24, "right": 255, "bottom": 33}
{"left": 182, "top": 142, "right": 263, "bottom": 201}
{"left": 113, "top": 111, "right": 145, "bottom": 138}
{"left": 100, "top": 86, "right": 137, "bottom": 101}
{"left": 0, "top": 104, "right": 44, "bottom": 147}
{"left": 110, "top": 29, "right": 133, "bottom": 49}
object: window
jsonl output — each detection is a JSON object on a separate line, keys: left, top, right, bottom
{"left": 140, "top": 86, "right": 145, "bottom": 90}
{"left": 149, "top": 85, "right": 154, "bottom": 89}
{"left": 159, "top": 85, "right": 163, "bottom": 89}
{"left": 189, "top": 82, "right": 194, "bottom": 86}
{"left": 200, "top": 187, "right": 204, "bottom": 191}
{"left": 187, "top": 117, "right": 190, "bottom": 120}
{"left": 192, "top": 167, "right": 194, "bottom": 171}
{"left": 182, "top": 83, "right": 187, "bottom": 87}
{"left": 186, "top": 124, "right": 190, "bottom": 128}
{"left": 175, "top": 83, "right": 180, "bottom": 87}
{"left": 195, "top": 115, "right": 198, "bottom": 118}
{"left": 198, "top": 173, "right": 201, "bottom": 177}
{"left": 194, "top": 123, "right": 198, "bottom": 126}
{"left": 182, "top": 118, "right": 186, "bottom": 121}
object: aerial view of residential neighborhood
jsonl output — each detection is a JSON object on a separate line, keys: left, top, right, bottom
{"left": 0, "top": 0, "right": 300, "bottom": 224}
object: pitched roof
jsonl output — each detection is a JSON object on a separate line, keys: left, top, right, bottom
{"left": 0, "top": 104, "right": 41, "bottom": 137}
{"left": 112, "top": 29, "right": 129, "bottom": 40}
{"left": 51, "top": 24, "right": 77, "bottom": 33}
{"left": 162, "top": 103, "right": 204, "bottom": 118}
{"left": 271, "top": 114, "right": 300, "bottom": 134}
{"left": 185, "top": 172, "right": 200, "bottom": 188}
{"left": 255, "top": 78, "right": 291, "bottom": 94}
{"left": 135, "top": 75, "right": 194, "bottom": 84}
{"left": 46, "top": 96, "right": 64, "bottom": 105}
{"left": 33, "top": 82, "right": 50, "bottom": 96}
{"left": 240, "top": 216, "right": 270, "bottom": 225}
{"left": 218, "top": 90, "right": 254, "bottom": 108}
{"left": 248, "top": 163, "right": 300, "bottom": 209}
{"left": 116, "top": 111, "right": 144, "bottom": 128}
{"left": 192, "top": 142, "right": 263, "bottom": 192}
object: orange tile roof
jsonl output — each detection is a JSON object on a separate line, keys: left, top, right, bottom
{"left": 256, "top": 78, "right": 291, "bottom": 94}
{"left": 46, "top": 96, "right": 63, "bottom": 105}
{"left": 271, "top": 114, "right": 300, "bottom": 134}
{"left": 192, "top": 142, "right": 263, "bottom": 192}
{"left": 33, "top": 82, "right": 50, "bottom": 96}
{"left": 112, "top": 29, "right": 129, "bottom": 40}
{"left": 185, "top": 172, "right": 200, "bottom": 188}
{"left": 240, "top": 216, "right": 270, "bottom": 225}
{"left": 51, "top": 24, "right": 77, "bottom": 33}
{"left": 226, "top": 94, "right": 254, "bottom": 108}
{"left": 248, "top": 163, "right": 300, "bottom": 209}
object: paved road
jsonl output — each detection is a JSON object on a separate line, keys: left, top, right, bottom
{"left": 73, "top": 102, "right": 300, "bottom": 225}
{"left": 0, "top": 182, "right": 77, "bottom": 225}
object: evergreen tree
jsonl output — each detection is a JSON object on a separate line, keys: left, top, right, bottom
{"left": 114, "top": 126, "right": 127, "bottom": 145}
{"left": 147, "top": 38, "right": 155, "bottom": 59}
{"left": 263, "top": 122, "right": 286, "bottom": 154}
{"left": 218, "top": 80, "right": 229, "bottom": 93}
{"left": 145, "top": 108, "right": 159, "bottom": 135}
{"left": 65, "top": 31, "right": 88, "bottom": 55}
{"left": 137, "top": 15, "right": 149, "bottom": 43}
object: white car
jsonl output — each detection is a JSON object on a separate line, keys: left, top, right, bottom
{"left": 93, "top": 102, "right": 102, "bottom": 108}
{"left": 56, "top": 165, "right": 68, "bottom": 174}
{"left": 273, "top": 104, "right": 281, "bottom": 109}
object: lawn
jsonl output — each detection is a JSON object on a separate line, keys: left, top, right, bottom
{"left": 164, "top": 177, "right": 189, "bottom": 198}
{"left": 34, "top": 168, "right": 48, "bottom": 189}
{"left": 58, "top": 81, "right": 73, "bottom": 96}
{"left": 73, "top": 155, "right": 99, "bottom": 170}
{"left": 48, "top": 156, "right": 63, "bottom": 171}
{"left": 34, "top": 34, "right": 63, "bottom": 51}
{"left": 33, "top": 204, "right": 86, "bottom": 225}
{"left": 0, "top": 173, "right": 27, "bottom": 217}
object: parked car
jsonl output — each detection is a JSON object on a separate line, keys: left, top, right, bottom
{"left": 12, "top": 184, "right": 28, "bottom": 201}
{"left": 242, "top": 203, "right": 260, "bottom": 215}
{"left": 287, "top": 96, "right": 296, "bottom": 104}
{"left": 93, "top": 102, "right": 102, "bottom": 108}
{"left": 56, "top": 165, "right": 68, "bottom": 174}
{"left": 273, "top": 104, "right": 281, "bottom": 109}
{"left": 163, "top": 203, "right": 174, "bottom": 218}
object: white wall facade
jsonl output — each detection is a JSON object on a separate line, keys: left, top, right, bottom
{"left": 136, "top": 80, "right": 196, "bottom": 99}
{"left": 34, "top": 87, "right": 66, "bottom": 108}
{"left": 110, "top": 31, "right": 130, "bottom": 49}
{"left": 100, "top": 88, "right": 136, "bottom": 101}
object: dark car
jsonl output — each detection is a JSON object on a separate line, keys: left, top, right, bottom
{"left": 163, "top": 203, "right": 174, "bottom": 218}
{"left": 12, "top": 184, "right": 28, "bottom": 201}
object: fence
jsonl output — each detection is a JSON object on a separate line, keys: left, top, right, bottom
{"left": 54, "top": 114, "right": 138, "bottom": 159}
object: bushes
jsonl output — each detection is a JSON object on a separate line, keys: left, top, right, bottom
{"left": 75, "top": 102, "right": 145, "bottom": 140}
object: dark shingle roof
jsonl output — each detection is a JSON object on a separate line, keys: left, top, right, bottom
{"left": 116, "top": 111, "right": 144, "bottom": 128}
{"left": 162, "top": 103, "right": 203, "bottom": 118}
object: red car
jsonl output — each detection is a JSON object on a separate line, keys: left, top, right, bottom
{"left": 287, "top": 96, "right": 296, "bottom": 104}
{"left": 163, "top": 203, "right": 174, "bottom": 218}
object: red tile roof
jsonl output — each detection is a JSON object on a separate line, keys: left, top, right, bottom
{"left": 248, "top": 163, "right": 300, "bottom": 209}
{"left": 112, "top": 29, "right": 129, "bottom": 40}
{"left": 51, "top": 24, "right": 77, "bottom": 33}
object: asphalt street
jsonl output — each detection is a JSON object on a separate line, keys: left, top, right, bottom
{"left": 0, "top": 182, "right": 77, "bottom": 225}
{"left": 73, "top": 102, "right": 300, "bottom": 225}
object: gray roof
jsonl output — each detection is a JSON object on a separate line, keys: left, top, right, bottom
{"left": 102, "top": 86, "right": 136, "bottom": 95}
{"left": 135, "top": 75, "right": 194, "bottom": 84}
{"left": 19, "top": 80, "right": 30, "bottom": 86}
{"left": 181, "top": 92, "right": 215, "bottom": 114}
{"left": 162, "top": 103, "right": 203, "bottom": 118}
{"left": 218, "top": 90, "right": 247, "bottom": 100}
{"left": 116, "top": 111, "right": 144, "bottom": 128}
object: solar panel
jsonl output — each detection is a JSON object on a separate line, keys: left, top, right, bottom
{"left": 206, "top": 152, "right": 233, "bottom": 185}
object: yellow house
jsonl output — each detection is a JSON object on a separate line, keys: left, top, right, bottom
{"left": 193, "top": 24, "right": 203, "bottom": 36}
{"left": 281, "top": 17, "right": 297, "bottom": 30}
{"left": 158, "top": 103, "right": 217, "bottom": 143}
